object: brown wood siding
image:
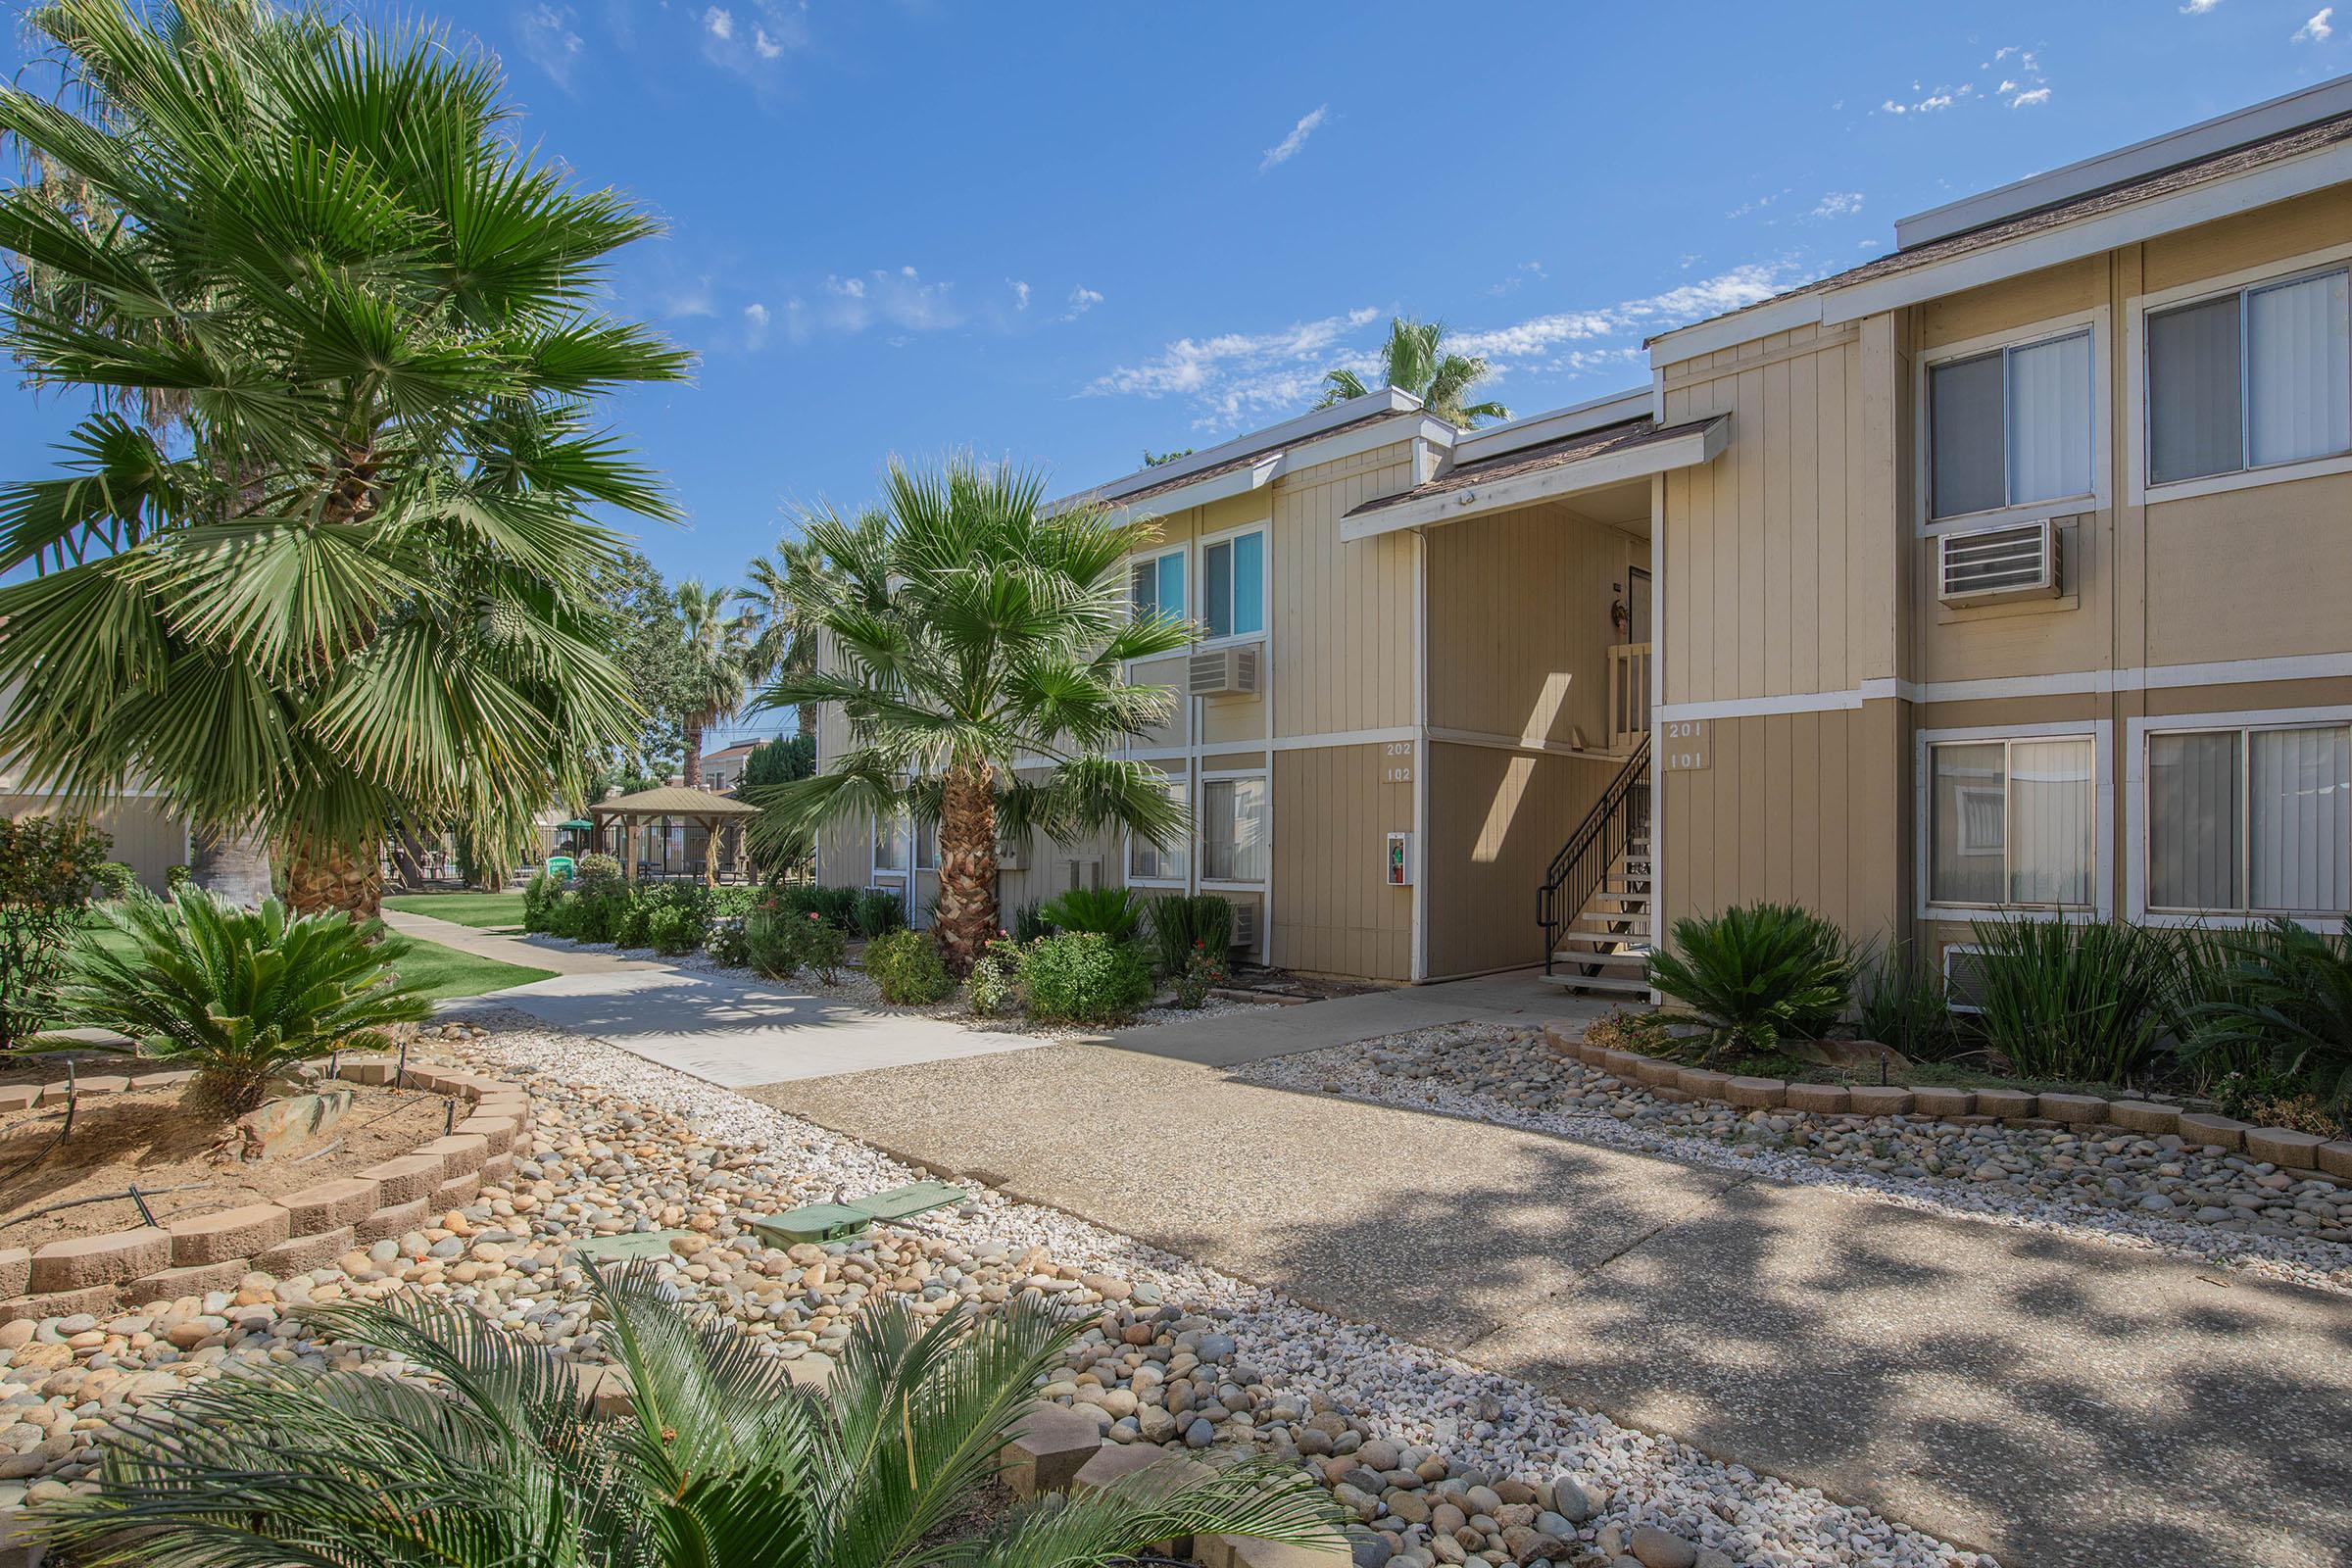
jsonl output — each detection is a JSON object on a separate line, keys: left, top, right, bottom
{"left": 1271, "top": 743, "right": 1411, "bottom": 981}
{"left": 1, "top": 798, "right": 186, "bottom": 893}
{"left": 1424, "top": 745, "right": 1617, "bottom": 978}
{"left": 1272, "top": 447, "right": 1417, "bottom": 740}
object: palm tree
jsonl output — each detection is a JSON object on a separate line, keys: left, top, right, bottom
{"left": 1316, "top": 315, "right": 1509, "bottom": 427}
{"left": 35, "top": 1266, "right": 1344, "bottom": 1567}
{"left": 749, "top": 460, "right": 1190, "bottom": 975}
{"left": 738, "top": 536, "right": 826, "bottom": 746}
{"left": 0, "top": 0, "right": 689, "bottom": 918}
{"left": 674, "top": 579, "right": 756, "bottom": 789}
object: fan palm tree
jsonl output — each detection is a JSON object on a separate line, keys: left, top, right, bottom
{"left": 674, "top": 579, "right": 756, "bottom": 789}
{"left": 749, "top": 460, "right": 1190, "bottom": 975}
{"left": 737, "top": 538, "right": 825, "bottom": 746}
{"left": 1316, "top": 315, "right": 1509, "bottom": 427}
{"left": 34, "top": 1265, "right": 1345, "bottom": 1567}
{"left": 0, "top": 0, "right": 689, "bottom": 918}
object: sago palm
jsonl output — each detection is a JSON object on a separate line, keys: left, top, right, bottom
{"left": 1316, "top": 316, "right": 1509, "bottom": 427}
{"left": 33, "top": 1266, "right": 1345, "bottom": 1568}
{"left": 673, "top": 579, "right": 756, "bottom": 788}
{"left": 749, "top": 460, "right": 1190, "bottom": 974}
{"left": 44, "top": 889, "right": 429, "bottom": 1114}
{"left": 1646, "top": 903, "right": 1853, "bottom": 1062}
{"left": 0, "top": 0, "right": 689, "bottom": 916}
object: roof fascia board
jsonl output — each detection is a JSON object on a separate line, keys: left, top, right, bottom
{"left": 1072, "top": 386, "right": 1424, "bottom": 509}
{"left": 1105, "top": 456, "right": 1280, "bottom": 523}
{"left": 1452, "top": 388, "right": 1651, "bottom": 465}
{"left": 1340, "top": 416, "right": 1728, "bottom": 542}
{"left": 1114, "top": 413, "right": 1451, "bottom": 521}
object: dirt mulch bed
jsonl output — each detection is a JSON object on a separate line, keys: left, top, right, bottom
{"left": 0, "top": 1081, "right": 452, "bottom": 1247}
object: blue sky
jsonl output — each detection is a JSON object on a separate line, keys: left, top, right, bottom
{"left": 3, "top": 0, "right": 2347, "bottom": 745}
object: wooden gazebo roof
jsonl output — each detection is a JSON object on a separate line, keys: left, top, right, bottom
{"left": 589, "top": 786, "right": 761, "bottom": 819}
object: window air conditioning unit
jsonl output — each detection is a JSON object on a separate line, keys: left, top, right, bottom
{"left": 1188, "top": 645, "right": 1263, "bottom": 698}
{"left": 993, "top": 837, "right": 1024, "bottom": 872}
{"left": 1938, "top": 518, "right": 2059, "bottom": 607}
{"left": 1230, "top": 902, "right": 1260, "bottom": 955}
{"left": 1941, "top": 944, "right": 1989, "bottom": 1014}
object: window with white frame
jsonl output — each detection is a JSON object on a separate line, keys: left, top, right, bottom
{"left": 1200, "top": 776, "right": 1267, "bottom": 883}
{"left": 1128, "top": 774, "right": 1188, "bottom": 882}
{"left": 1131, "top": 547, "right": 1185, "bottom": 621}
{"left": 1200, "top": 529, "right": 1265, "bottom": 640}
{"left": 2148, "top": 722, "right": 2350, "bottom": 915}
{"left": 912, "top": 816, "right": 937, "bottom": 872}
{"left": 871, "top": 810, "right": 907, "bottom": 874}
{"left": 1929, "top": 328, "right": 2094, "bottom": 519}
{"left": 2146, "top": 268, "right": 2352, "bottom": 486}
{"left": 1928, "top": 737, "right": 2096, "bottom": 907}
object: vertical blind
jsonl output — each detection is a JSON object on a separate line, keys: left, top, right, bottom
{"left": 1930, "top": 738, "right": 2094, "bottom": 906}
{"left": 2007, "top": 331, "right": 2093, "bottom": 506}
{"left": 2247, "top": 271, "right": 2352, "bottom": 468}
{"left": 1930, "top": 353, "right": 2006, "bottom": 518}
{"left": 2250, "top": 726, "right": 2350, "bottom": 912}
{"left": 2148, "top": 725, "right": 2351, "bottom": 913}
{"left": 1129, "top": 780, "right": 1187, "bottom": 881}
{"left": 2148, "top": 731, "right": 2239, "bottom": 910}
{"left": 1201, "top": 777, "right": 1267, "bottom": 882}
{"left": 2147, "top": 296, "right": 2242, "bottom": 484}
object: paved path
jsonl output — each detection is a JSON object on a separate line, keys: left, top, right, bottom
{"left": 753, "top": 1041, "right": 2352, "bottom": 1568}
{"left": 384, "top": 909, "right": 1054, "bottom": 1088}
{"left": 1097, "top": 969, "right": 1606, "bottom": 1065}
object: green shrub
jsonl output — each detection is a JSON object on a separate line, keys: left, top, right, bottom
{"left": 706, "top": 917, "right": 751, "bottom": 968}
{"left": 797, "top": 913, "right": 848, "bottom": 983}
{"left": 710, "top": 886, "right": 758, "bottom": 921}
{"left": 1967, "top": 917, "right": 2176, "bottom": 1084}
{"left": 743, "top": 907, "right": 797, "bottom": 978}
{"left": 2183, "top": 917, "right": 2352, "bottom": 1108}
{"left": 1037, "top": 886, "right": 1146, "bottom": 942}
{"left": 1009, "top": 898, "right": 1052, "bottom": 944}
{"left": 0, "top": 815, "right": 111, "bottom": 1053}
{"left": 967, "top": 940, "right": 1025, "bottom": 1016}
{"left": 88, "top": 861, "right": 139, "bottom": 902}
{"left": 1645, "top": 903, "right": 1852, "bottom": 1061}
{"left": 574, "top": 853, "right": 624, "bottom": 892}
{"left": 1019, "top": 933, "right": 1156, "bottom": 1025}
{"left": 49, "top": 892, "right": 429, "bottom": 1114}
{"left": 777, "top": 883, "right": 860, "bottom": 929}
{"left": 616, "top": 883, "right": 710, "bottom": 955}
{"left": 1169, "top": 942, "right": 1226, "bottom": 1009}
{"left": 643, "top": 903, "right": 704, "bottom": 956}
{"left": 866, "top": 927, "right": 952, "bottom": 1005}
{"left": 522, "top": 870, "right": 560, "bottom": 933}
{"left": 164, "top": 863, "right": 192, "bottom": 893}
{"left": 1854, "top": 943, "right": 1962, "bottom": 1062}
{"left": 852, "top": 887, "right": 908, "bottom": 939}
{"left": 1149, "top": 894, "right": 1236, "bottom": 977}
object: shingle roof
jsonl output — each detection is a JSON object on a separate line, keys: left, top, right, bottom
{"left": 591, "top": 786, "right": 761, "bottom": 817}
{"left": 1098, "top": 409, "right": 1423, "bottom": 509}
{"left": 1660, "top": 108, "right": 2352, "bottom": 349}
{"left": 1344, "top": 416, "right": 1714, "bottom": 517}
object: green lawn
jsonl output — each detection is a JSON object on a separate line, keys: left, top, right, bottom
{"left": 382, "top": 891, "right": 529, "bottom": 933}
{"left": 71, "top": 917, "right": 550, "bottom": 1004}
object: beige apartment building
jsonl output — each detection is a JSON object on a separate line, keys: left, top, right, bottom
{"left": 818, "top": 75, "right": 2352, "bottom": 988}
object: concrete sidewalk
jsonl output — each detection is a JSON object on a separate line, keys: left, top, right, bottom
{"left": 387, "top": 909, "right": 1054, "bottom": 1088}
{"left": 1096, "top": 968, "right": 1611, "bottom": 1066}
{"left": 753, "top": 1043, "right": 2352, "bottom": 1568}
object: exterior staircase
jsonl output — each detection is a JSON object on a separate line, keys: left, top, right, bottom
{"left": 1542, "top": 834, "right": 1651, "bottom": 997}
{"left": 1537, "top": 734, "right": 1652, "bottom": 999}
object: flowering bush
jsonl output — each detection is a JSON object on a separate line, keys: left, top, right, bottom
{"left": 968, "top": 937, "right": 1023, "bottom": 1016}
{"left": 1170, "top": 940, "right": 1227, "bottom": 1009}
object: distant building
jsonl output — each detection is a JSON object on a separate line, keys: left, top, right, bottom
{"left": 700, "top": 741, "right": 761, "bottom": 794}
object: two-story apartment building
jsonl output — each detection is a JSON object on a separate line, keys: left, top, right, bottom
{"left": 817, "top": 75, "right": 2352, "bottom": 988}
{"left": 1645, "top": 75, "right": 2352, "bottom": 985}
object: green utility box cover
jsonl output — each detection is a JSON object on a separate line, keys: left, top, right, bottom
{"left": 752, "top": 1181, "right": 966, "bottom": 1249}
{"left": 568, "top": 1229, "right": 692, "bottom": 1262}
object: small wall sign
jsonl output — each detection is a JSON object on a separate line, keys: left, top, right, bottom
{"left": 1379, "top": 740, "right": 1415, "bottom": 786}
{"left": 1385, "top": 830, "right": 1413, "bottom": 886}
{"left": 1660, "top": 719, "right": 1710, "bottom": 771}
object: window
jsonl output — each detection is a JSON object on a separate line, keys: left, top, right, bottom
{"left": 912, "top": 816, "right": 937, "bottom": 872}
{"left": 1129, "top": 776, "right": 1188, "bottom": 882}
{"left": 1200, "top": 530, "right": 1265, "bottom": 640}
{"left": 2149, "top": 723, "right": 2350, "bottom": 914}
{"left": 1928, "top": 737, "right": 2095, "bottom": 906}
{"left": 2147, "top": 269, "right": 2352, "bottom": 485}
{"left": 1131, "top": 548, "right": 1185, "bottom": 621}
{"left": 1929, "top": 329, "right": 2094, "bottom": 518}
{"left": 1200, "top": 776, "right": 1267, "bottom": 883}
{"left": 871, "top": 811, "right": 906, "bottom": 874}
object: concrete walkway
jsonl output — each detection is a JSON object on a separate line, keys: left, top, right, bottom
{"left": 384, "top": 908, "right": 1054, "bottom": 1088}
{"left": 753, "top": 1042, "right": 2352, "bottom": 1568}
{"left": 1097, "top": 969, "right": 1608, "bottom": 1065}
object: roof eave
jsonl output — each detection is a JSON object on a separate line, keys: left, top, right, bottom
{"left": 1339, "top": 416, "right": 1729, "bottom": 542}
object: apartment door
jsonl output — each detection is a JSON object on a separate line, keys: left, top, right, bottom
{"left": 1626, "top": 566, "right": 1651, "bottom": 645}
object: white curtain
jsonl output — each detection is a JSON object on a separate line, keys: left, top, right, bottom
{"left": 2251, "top": 726, "right": 2350, "bottom": 912}
{"left": 2007, "top": 331, "right": 2093, "bottom": 505}
{"left": 2148, "top": 732, "right": 2239, "bottom": 910}
{"left": 2248, "top": 270, "right": 2352, "bottom": 468}
{"left": 1202, "top": 779, "right": 1266, "bottom": 882}
{"left": 2007, "top": 738, "right": 2094, "bottom": 906}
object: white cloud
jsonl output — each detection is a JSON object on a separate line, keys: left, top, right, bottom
{"left": 817, "top": 267, "right": 958, "bottom": 333}
{"left": 1058, "top": 285, "right": 1105, "bottom": 322}
{"left": 517, "top": 4, "right": 585, "bottom": 89}
{"left": 1808, "top": 191, "right": 1864, "bottom": 220}
{"left": 704, "top": 6, "right": 733, "bottom": 40}
{"left": 1726, "top": 188, "right": 1788, "bottom": 219}
{"left": 742, "top": 301, "right": 770, "bottom": 349}
{"left": 2180, "top": 0, "right": 2222, "bottom": 12}
{"left": 1008, "top": 279, "right": 1032, "bottom": 311}
{"left": 1258, "top": 105, "right": 1329, "bottom": 173}
{"left": 662, "top": 280, "right": 718, "bottom": 319}
{"left": 2296, "top": 7, "right": 2334, "bottom": 40}
{"left": 2009, "top": 87, "right": 2051, "bottom": 108}
{"left": 754, "top": 25, "right": 783, "bottom": 58}
{"left": 1088, "top": 307, "right": 1380, "bottom": 422}
{"left": 743, "top": 302, "right": 769, "bottom": 326}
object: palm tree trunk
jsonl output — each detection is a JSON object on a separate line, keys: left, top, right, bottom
{"left": 798, "top": 702, "right": 816, "bottom": 753}
{"left": 934, "top": 761, "right": 999, "bottom": 977}
{"left": 189, "top": 823, "right": 272, "bottom": 906}
{"left": 283, "top": 835, "right": 384, "bottom": 920}
{"left": 681, "top": 716, "right": 707, "bottom": 788}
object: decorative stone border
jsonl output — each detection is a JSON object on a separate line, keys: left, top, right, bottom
{"left": 1544, "top": 1023, "right": 2352, "bottom": 1188}
{"left": 0, "top": 1057, "right": 533, "bottom": 1322}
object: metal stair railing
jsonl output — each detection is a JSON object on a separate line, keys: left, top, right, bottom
{"left": 1538, "top": 735, "right": 1651, "bottom": 976}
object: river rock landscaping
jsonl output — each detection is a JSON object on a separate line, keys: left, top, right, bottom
{"left": 0, "top": 1011, "right": 1993, "bottom": 1568}
{"left": 1236, "top": 1021, "right": 2352, "bottom": 1297}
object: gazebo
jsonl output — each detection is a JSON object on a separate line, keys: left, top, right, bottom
{"left": 589, "top": 787, "right": 762, "bottom": 884}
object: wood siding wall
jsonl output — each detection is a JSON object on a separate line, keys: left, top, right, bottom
{"left": 1424, "top": 745, "right": 1618, "bottom": 977}
{"left": 1, "top": 797, "right": 185, "bottom": 892}
{"left": 1271, "top": 743, "right": 1411, "bottom": 980}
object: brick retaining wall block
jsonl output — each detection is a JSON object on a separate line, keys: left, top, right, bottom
{"left": 0, "top": 1285, "right": 121, "bottom": 1325}
{"left": 1846, "top": 1086, "right": 1914, "bottom": 1117}
{"left": 128, "top": 1069, "right": 198, "bottom": 1092}
{"left": 434, "top": 1169, "right": 482, "bottom": 1207}
{"left": 1784, "top": 1083, "right": 1850, "bottom": 1114}
{"left": 1911, "top": 1088, "right": 1975, "bottom": 1119}
{"left": 255, "top": 1226, "right": 355, "bottom": 1276}
{"left": 999, "top": 1402, "right": 1102, "bottom": 1497}
{"left": 1725, "top": 1076, "right": 1787, "bottom": 1109}
{"left": 359, "top": 1153, "right": 447, "bottom": 1207}
{"left": 2322, "top": 1142, "right": 2352, "bottom": 1181}
{"left": 1971, "top": 1089, "right": 2037, "bottom": 1119}
{"left": 131, "top": 1259, "right": 254, "bottom": 1300}
{"left": 2177, "top": 1112, "right": 2248, "bottom": 1151}
{"left": 2034, "top": 1093, "right": 2110, "bottom": 1126}
{"left": 28, "top": 1231, "right": 169, "bottom": 1294}
{"left": 0, "top": 1251, "right": 26, "bottom": 1299}
{"left": 2245, "top": 1128, "right": 2328, "bottom": 1168}
{"left": 169, "top": 1203, "right": 291, "bottom": 1267}
{"left": 1630, "top": 1055, "right": 1681, "bottom": 1088}
{"left": 281, "top": 1177, "right": 381, "bottom": 1237}
{"left": 0, "top": 1087, "right": 35, "bottom": 1113}
{"left": 478, "top": 1152, "right": 514, "bottom": 1188}
{"left": 355, "top": 1197, "right": 429, "bottom": 1246}
{"left": 2108, "top": 1100, "right": 2181, "bottom": 1136}
{"left": 415, "top": 1133, "right": 487, "bottom": 1177}
{"left": 334, "top": 1054, "right": 398, "bottom": 1085}
{"left": 1675, "top": 1067, "right": 1735, "bottom": 1098}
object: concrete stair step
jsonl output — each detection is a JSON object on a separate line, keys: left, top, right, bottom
{"left": 1539, "top": 970, "right": 1653, "bottom": 994}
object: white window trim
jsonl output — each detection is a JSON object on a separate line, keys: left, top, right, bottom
{"left": 869, "top": 809, "right": 910, "bottom": 881}
{"left": 2125, "top": 240, "right": 2352, "bottom": 506}
{"left": 1195, "top": 519, "right": 1270, "bottom": 650}
{"left": 1128, "top": 542, "right": 1190, "bottom": 623}
{"left": 1197, "top": 766, "right": 1268, "bottom": 888}
{"left": 1124, "top": 767, "right": 1190, "bottom": 889}
{"left": 1914, "top": 719, "right": 2114, "bottom": 922}
{"left": 2125, "top": 703, "right": 2352, "bottom": 930}
{"left": 1914, "top": 308, "right": 2109, "bottom": 537}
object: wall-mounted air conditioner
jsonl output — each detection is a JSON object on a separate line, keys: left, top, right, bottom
{"left": 1230, "top": 902, "right": 1260, "bottom": 955}
{"left": 1942, "top": 943, "right": 1988, "bottom": 1013}
{"left": 1188, "top": 645, "right": 1263, "bottom": 698}
{"left": 994, "top": 836, "right": 1024, "bottom": 872}
{"left": 1938, "top": 518, "right": 2059, "bottom": 607}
